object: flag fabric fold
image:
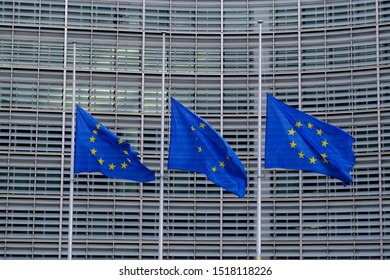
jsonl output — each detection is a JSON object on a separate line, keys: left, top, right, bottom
{"left": 265, "top": 93, "right": 355, "bottom": 185}
{"left": 74, "top": 105, "right": 155, "bottom": 182}
{"left": 168, "top": 97, "right": 247, "bottom": 198}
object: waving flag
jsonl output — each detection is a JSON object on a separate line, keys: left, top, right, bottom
{"left": 265, "top": 93, "right": 355, "bottom": 185}
{"left": 168, "top": 97, "right": 247, "bottom": 198}
{"left": 74, "top": 105, "right": 155, "bottom": 182}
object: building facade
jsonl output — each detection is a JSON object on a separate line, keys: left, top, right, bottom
{"left": 0, "top": 0, "right": 389, "bottom": 259}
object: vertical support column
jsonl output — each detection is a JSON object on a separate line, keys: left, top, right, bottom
{"left": 67, "top": 42, "right": 77, "bottom": 260}
{"left": 256, "top": 19, "right": 263, "bottom": 260}
{"left": 219, "top": 0, "right": 224, "bottom": 258}
{"left": 59, "top": 0, "right": 69, "bottom": 259}
{"left": 297, "top": 0, "right": 304, "bottom": 259}
{"left": 375, "top": 0, "right": 383, "bottom": 259}
{"left": 158, "top": 31, "right": 167, "bottom": 260}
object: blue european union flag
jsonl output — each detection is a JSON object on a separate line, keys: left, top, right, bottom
{"left": 168, "top": 97, "right": 247, "bottom": 198}
{"left": 265, "top": 93, "right": 355, "bottom": 185}
{"left": 74, "top": 105, "right": 155, "bottom": 182}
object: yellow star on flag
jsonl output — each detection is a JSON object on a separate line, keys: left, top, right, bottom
{"left": 290, "top": 141, "right": 297, "bottom": 148}
{"left": 321, "top": 153, "right": 329, "bottom": 164}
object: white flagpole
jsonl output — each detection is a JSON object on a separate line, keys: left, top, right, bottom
{"left": 256, "top": 20, "right": 263, "bottom": 260}
{"left": 68, "top": 42, "right": 77, "bottom": 260}
{"left": 158, "top": 32, "right": 166, "bottom": 260}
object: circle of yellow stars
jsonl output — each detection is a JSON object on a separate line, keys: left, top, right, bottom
{"left": 88, "top": 122, "right": 133, "bottom": 172}
{"left": 191, "top": 122, "right": 231, "bottom": 173}
{"left": 288, "top": 121, "right": 329, "bottom": 165}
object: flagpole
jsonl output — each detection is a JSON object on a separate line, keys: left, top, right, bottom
{"left": 68, "top": 42, "right": 77, "bottom": 260}
{"left": 158, "top": 31, "right": 166, "bottom": 260}
{"left": 256, "top": 20, "right": 263, "bottom": 260}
